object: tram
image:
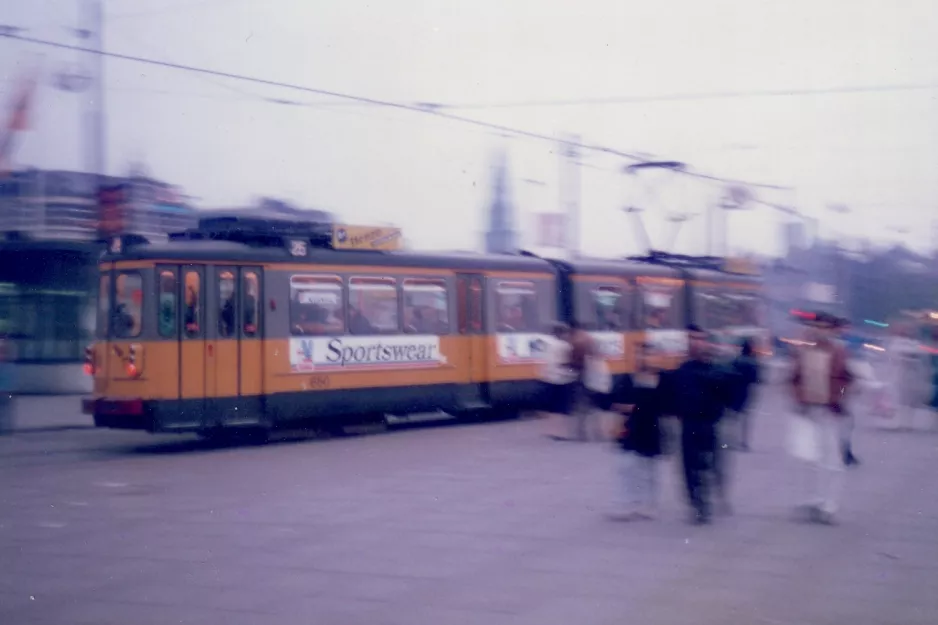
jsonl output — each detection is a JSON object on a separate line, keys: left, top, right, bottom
{"left": 82, "top": 215, "right": 765, "bottom": 437}
{"left": 630, "top": 252, "right": 768, "bottom": 358}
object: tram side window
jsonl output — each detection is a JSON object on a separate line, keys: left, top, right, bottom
{"left": 696, "top": 291, "right": 723, "bottom": 329}
{"left": 243, "top": 272, "right": 259, "bottom": 336}
{"left": 348, "top": 277, "right": 399, "bottom": 334}
{"left": 716, "top": 295, "right": 737, "bottom": 329}
{"left": 184, "top": 271, "right": 201, "bottom": 336}
{"left": 591, "top": 285, "right": 627, "bottom": 331}
{"left": 96, "top": 274, "right": 110, "bottom": 339}
{"left": 158, "top": 271, "right": 177, "bottom": 338}
{"left": 403, "top": 279, "right": 449, "bottom": 335}
{"left": 640, "top": 283, "right": 681, "bottom": 329}
{"left": 730, "top": 295, "right": 760, "bottom": 326}
{"left": 495, "top": 281, "right": 541, "bottom": 333}
{"left": 112, "top": 272, "right": 142, "bottom": 338}
{"left": 290, "top": 275, "right": 345, "bottom": 335}
{"left": 218, "top": 270, "right": 236, "bottom": 338}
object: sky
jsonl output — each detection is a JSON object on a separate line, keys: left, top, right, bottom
{"left": 2, "top": 0, "right": 938, "bottom": 258}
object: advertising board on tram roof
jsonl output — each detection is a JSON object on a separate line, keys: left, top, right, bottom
{"left": 332, "top": 224, "right": 403, "bottom": 251}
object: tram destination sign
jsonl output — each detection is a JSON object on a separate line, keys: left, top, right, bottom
{"left": 331, "top": 224, "right": 403, "bottom": 251}
{"left": 290, "top": 335, "right": 445, "bottom": 372}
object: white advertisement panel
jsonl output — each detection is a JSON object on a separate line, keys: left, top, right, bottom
{"left": 496, "top": 333, "right": 551, "bottom": 364}
{"left": 589, "top": 331, "right": 626, "bottom": 359}
{"left": 289, "top": 335, "right": 446, "bottom": 372}
{"left": 645, "top": 329, "right": 689, "bottom": 358}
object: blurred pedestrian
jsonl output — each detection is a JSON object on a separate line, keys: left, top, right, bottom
{"left": 671, "top": 325, "right": 735, "bottom": 525}
{"left": 568, "top": 321, "right": 600, "bottom": 441}
{"left": 886, "top": 324, "right": 929, "bottom": 430}
{"left": 727, "top": 337, "right": 761, "bottom": 451}
{"left": 539, "top": 323, "right": 577, "bottom": 440}
{"left": 789, "top": 313, "right": 853, "bottom": 525}
{"left": 607, "top": 343, "right": 664, "bottom": 521}
{"left": 833, "top": 317, "right": 860, "bottom": 466}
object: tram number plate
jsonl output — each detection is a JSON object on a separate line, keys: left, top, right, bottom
{"left": 308, "top": 375, "right": 330, "bottom": 390}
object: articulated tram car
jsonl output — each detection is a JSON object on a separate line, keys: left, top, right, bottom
{"left": 83, "top": 219, "right": 559, "bottom": 435}
{"left": 556, "top": 258, "right": 691, "bottom": 372}
{"left": 82, "top": 216, "right": 764, "bottom": 437}
{"left": 686, "top": 266, "right": 767, "bottom": 357}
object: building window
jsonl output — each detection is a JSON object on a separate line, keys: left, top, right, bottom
{"left": 348, "top": 277, "right": 398, "bottom": 334}
{"left": 113, "top": 272, "right": 143, "bottom": 338}
{"left": 0, "top": 248, "right": 97, "bottom": 363}
{"left": 495, "top": 281, "right": 541, "bottom": 333}
{"left": 402, "top": 279, "right": 449, "bottom": 334}
{"left": 218, "top": 270, "right": 236, "bottom": 338}
{"left": 158, "top": 271, "right": 176, "bottom": 338}
{"left": 290, "top": 275, "right": 345, "bottom": 335}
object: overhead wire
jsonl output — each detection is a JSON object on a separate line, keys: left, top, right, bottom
{"left": 432, "top": 83, "right": 938, "bottom": 110}
{"left": 0, "top": 30, "right": 793, "bottom": 192}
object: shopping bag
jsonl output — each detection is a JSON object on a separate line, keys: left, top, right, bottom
{"left": 788, "top": 412, "right": 820, "bottom": 463}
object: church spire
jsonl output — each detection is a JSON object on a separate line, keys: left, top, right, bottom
{"left": 484, "top": 149, "right": 518, "bottom": 254}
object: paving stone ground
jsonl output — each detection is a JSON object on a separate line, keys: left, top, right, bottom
{"left": 2, "top": 383, "right": 937, "bottom": 625}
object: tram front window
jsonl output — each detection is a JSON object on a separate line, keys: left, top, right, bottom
{"left": 112, "top": 272, "right": 142, "bottom": 339}
{"left": 218, "top": 270, "right": 236, "bottom": 338}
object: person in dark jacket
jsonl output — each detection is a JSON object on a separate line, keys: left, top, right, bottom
{"left": 607, "top": 342, "right": 664, "bottom": 521}
{"left": 672, "top": 325, "right": 736, "bottom": 525}
{"left": 729, "top": 338, "right": 761, "bottom": 451}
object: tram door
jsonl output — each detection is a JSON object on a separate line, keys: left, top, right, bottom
{"left": 457, "top": 273, "right": 488, "bottom": 397}
{"left": 210, "top": 266, "right": 264, "bottom": 427}
{"left": 154, "top": 266, "right": 181, "bottom": 408}
{"left": 179, "top": 265, "right": 206, "bottom": 426}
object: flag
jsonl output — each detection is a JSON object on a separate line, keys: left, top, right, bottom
{"left": 0, "top": 69, "right": 40, "bottom": 176}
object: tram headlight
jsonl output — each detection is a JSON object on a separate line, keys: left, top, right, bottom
{"left": 126, "top": 344, "right": 142, "bottom": 379}
{"left": 83, "top": 345, "right": 95, "bottom": 376}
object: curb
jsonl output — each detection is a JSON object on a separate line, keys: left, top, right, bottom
{"left": 3, "top": 424, "right": 96, "bottom": 435}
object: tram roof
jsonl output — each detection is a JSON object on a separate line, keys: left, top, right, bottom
{"left": 100, "top": 215, "right": 558, "bottom": 272}
{"left": 560, "top": 257, "right": 682, "bottom": 278}
{"left": 103, "top": 238, "right": 555, "bottom": 272}
{"left": 684, "top": 267, "right": 762, "bottom": 284}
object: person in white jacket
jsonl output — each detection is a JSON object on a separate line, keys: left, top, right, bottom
{"left": 886, "top": 326, "right": 929, "bottom": 430}
{"left": 540, "top": 323, "right": 577, "bottom": 439}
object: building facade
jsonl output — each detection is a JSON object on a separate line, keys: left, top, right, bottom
{"left": 0, "top": 169, "right": 196, "bottom": 393}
